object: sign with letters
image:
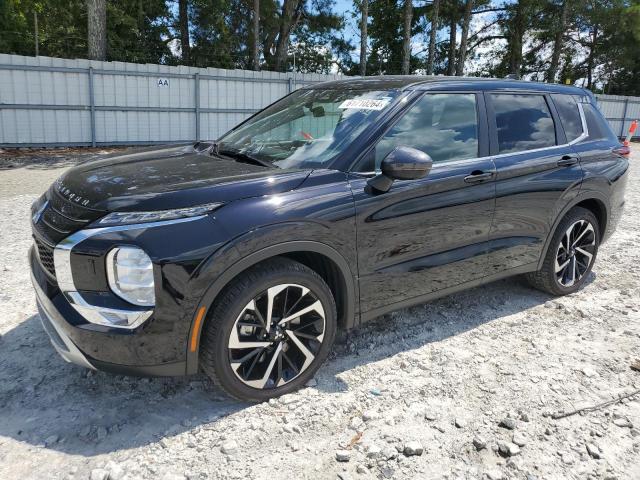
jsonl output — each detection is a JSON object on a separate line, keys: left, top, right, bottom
{"left": 157, "top": 78, "right": 169, "bottom": 87}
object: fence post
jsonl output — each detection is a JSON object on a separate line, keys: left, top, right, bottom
{"left": 620, "top": 98, "right": 630, "bottom": 138}
{"left": 288, "top": 77, "right": 293, "bottom": 93}
{"left": 194, "top": 73, "right": 200, "bottom": 142}
{"left": 88, "top": 67, "right": 96, "bottom": 147}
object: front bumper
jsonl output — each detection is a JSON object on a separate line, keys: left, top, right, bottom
{"left": 32, "top": 270, "right": 95, "bottom": 370}
{"left": 30, "top": 246, "right": 188, "bottom": 377}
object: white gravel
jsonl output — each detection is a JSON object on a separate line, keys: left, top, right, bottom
{"left": 1, "top": 147, "right": 639, "bottom": 480}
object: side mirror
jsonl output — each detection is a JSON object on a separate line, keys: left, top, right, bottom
{"left": 366, "top": 146, "right": 433, "bottom": 193}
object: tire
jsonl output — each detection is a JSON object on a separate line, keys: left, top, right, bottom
{"left": 199, "top": 257, "right": 337, "bottom": 402}
{"left": 526, "top": 207, "right": 600, "bottom": 296}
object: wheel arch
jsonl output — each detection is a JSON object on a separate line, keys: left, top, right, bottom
{"left": 537, "top": 193, "right": 610, "bottom": 270}
{"left": 185, "top": 241, "right": 357, "bottom": 375}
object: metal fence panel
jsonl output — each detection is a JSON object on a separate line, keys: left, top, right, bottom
{"left": 2, "top": 54, "right": 639, "bottom": 147}
{"left": 0, "top": 54, "right": 340, "bottom": 147}
{"left": 596, "top": 94, "right": 640, "bottom": 139}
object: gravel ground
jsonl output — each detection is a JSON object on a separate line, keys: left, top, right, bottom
{"left": 0, "top": 146, "right": 639, "bottom": 480}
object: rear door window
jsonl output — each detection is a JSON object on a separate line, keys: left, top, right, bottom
{"left": 551, "top": 94, "right": 583, "bottom": 142}
{"left": 491, "top": 94, "right": 556, "bottom": 154}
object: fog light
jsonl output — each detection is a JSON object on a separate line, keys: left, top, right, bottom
{"left": 106, "top": 246, "right": 155, "bottom": 306}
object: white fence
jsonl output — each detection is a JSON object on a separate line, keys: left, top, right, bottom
{"left": 0, "top": 54, "right": 638, "bottom": 147}
{"left": 594, "top": 94, "right": 640, "bottom": 139}
{"left": 0, "top": 54, "right": 340, "bottom": 147}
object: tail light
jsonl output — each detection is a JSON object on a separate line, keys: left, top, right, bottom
{"left": 612, "top": 145, "right": 631, "bottom": 157}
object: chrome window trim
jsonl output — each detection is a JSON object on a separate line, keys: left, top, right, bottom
{"left": 568, "top": 103, "right": 589, "bottom": 145}
{"left": 354, "top": 100, "right": 591, "bottom": 176}
{"left": 53, "top": 215, "right": 205, "bottom": 329}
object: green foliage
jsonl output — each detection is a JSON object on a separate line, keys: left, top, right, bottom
{"left": 0, "top": 0, "right": 638, "bottom": 94}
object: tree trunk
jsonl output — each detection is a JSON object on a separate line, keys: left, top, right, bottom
{"left": 178, "top": 0, "right": 190, "bottom": 65}
{"left": 547, "top": 0, "right": 568, "bottom": 83}
{"left": 447, "top": 13, "right": 457, "bottom": 76}
{"left": 455, "top": 0, "right": 473, "bottom": 76}
{"left": 360, "top": 0, "right": 368, "bottom": 76}
{"left": 87, "top": 0, "right": 106, "bottom": 61}
{"left": 587, "top": 26, "right": 598, "bottom": 89}
{"left": 401, "top": 0, "right": 413, "bottom": 75}
{"left": 507, "top": 2, "right": 525, "bottom": 79}
{"left": 427, "top": 0, "right": 440, "bottom": 75}
{"left": 273, "top": 0, "right": 302, "bottom": 72}
{"left": 252, "top": 0, "right": 260, "bottom": 70}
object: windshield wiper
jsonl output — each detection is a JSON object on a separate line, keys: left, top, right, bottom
{"left": 216, "top": 149, "right": 274, "bottom": 168}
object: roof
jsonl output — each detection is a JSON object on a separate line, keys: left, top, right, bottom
{"left": 308, "top": 75, "right": 587, "bottom": 96}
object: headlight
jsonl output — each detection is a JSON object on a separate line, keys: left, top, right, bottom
{"left": 95, "top": 202, "right": 223, "bottom": 227}
{"left": 106, "top": 246, "right": 155, "bottom": 306}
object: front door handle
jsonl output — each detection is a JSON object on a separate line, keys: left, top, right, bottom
{"left": 557, "top": 155, "right": 578, "bottom": 167}
{"left": 464, "top": 170, "right": 494, "bottom": 183}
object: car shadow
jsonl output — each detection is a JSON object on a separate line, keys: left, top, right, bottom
{"left": 0, "top": 272, "right": 593, "bottom": 456}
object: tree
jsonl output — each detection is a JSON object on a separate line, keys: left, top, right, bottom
{"left": 360, "top": 0, "right": 368, "bottom": 76}
{"left": 402, "top": 0, "right": 413, "bottom": 74}
{"left": 87, "top": 0, "right": 106, "bottom": 60}
{"left": 178, "top": 0, "right": 191, "bottom": 64}
{"left": 251, "top": 0, "right": 260, "bottom": 70}
{"left": 547, "top": 0, "right": 570, "bottom": 82}
{"left": 264, "top": 0, "right": 303, "bottom": 71}
{"left": 455, "top": 0, "right": 473, "bottom": 75}
{"left": 444, "top": 0, "right": 460, "bottom": 75}
{"left": 426, "top": 0, "right": 441, "bottom": 74}
{"left": 107, "top": 0, "right": 173, "bottom": 64}
{"left": 190, "top": 0, "right": 246, "bottom": 69}
{"left": 367, "top": 0, "right": 404, "bottom": 74}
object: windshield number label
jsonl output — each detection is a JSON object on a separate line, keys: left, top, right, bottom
{"left": 338, "top": 99, "right": 390, "bottom": 110}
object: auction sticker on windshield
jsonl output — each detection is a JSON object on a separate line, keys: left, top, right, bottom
{"left": 338, "top": 98, "right": 391, "bottom": 110}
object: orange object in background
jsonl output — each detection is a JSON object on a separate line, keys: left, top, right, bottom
{"left": 623, "top": 120, "right": 638, "bottom": 146}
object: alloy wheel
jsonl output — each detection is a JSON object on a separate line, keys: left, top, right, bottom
{"left": 227, "top": 284, "right": 326, "bottom": 390}
{"left": 555, "top": 219, "right": 596, "bottom": 287}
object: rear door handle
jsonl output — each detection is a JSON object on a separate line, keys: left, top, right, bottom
{"left": 464, "top": 170, "right": 494, "bottom": 183}
{"left": 557, "top": 155, "right": 578, "bottom": 167}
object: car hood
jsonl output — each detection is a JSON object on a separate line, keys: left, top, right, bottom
{"left": 54, "top": 144, "right": 312, "bottom": 212}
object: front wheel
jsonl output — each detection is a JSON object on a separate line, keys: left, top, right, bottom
{"left": 199, "top": 258, "right": 337, "bottom": 401}
{"left": 526, "top": 207, "right": 600, "bottom": 296}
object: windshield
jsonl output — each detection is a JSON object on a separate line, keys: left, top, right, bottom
{"left": 217, "top": 88, "right": 400, "bottom": 169}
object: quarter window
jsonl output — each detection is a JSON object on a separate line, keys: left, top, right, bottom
{"left": 491, "top": 94, "right": 556, "bottom": 154}
{"left": 368, "top": 93, "right": 479, "bottom": 170}
{"left": 582, "top": 103, "right": 618, "bottom": 141}
{"left": 551, "top": 94, "right": 583, "bottom": 142}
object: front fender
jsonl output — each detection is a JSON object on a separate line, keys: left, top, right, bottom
{"left": 182, "top": 171, "right": 357, "bottom": 373}
{"left": 184, "top": 235, "right": 358, "bottom": 374}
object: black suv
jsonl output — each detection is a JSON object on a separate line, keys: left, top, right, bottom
{"left": 30, "top": 77, "right": 628, "bottom": 401}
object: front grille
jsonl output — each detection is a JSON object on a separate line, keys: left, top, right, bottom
{"left": 31, "top": 188, "right": 106, "bottom": 281}
{"left": 35, "top": 237, "right": 56, "bottom": 277}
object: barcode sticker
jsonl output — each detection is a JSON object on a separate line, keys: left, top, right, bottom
{"left": 338, "top": 99, "right": 390, "bottom": 110}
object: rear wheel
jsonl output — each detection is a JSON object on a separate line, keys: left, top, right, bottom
{"left": 199, "top": 258, "right": 337, "bottom": 401}
{"left": 526, "top": 207, "right": 600, "bottom": 296}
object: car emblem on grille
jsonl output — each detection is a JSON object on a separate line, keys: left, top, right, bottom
{"left": 32, "top": 200, "right": 49, "bottom": 224}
